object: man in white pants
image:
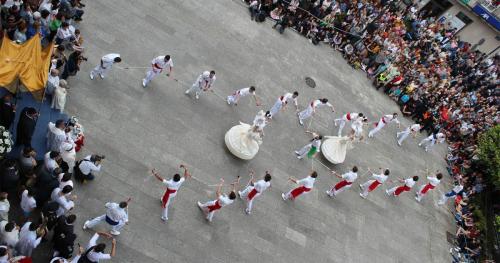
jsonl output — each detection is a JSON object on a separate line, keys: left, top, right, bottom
{"left": 185, "top": 70, "right": 216, "bottom": 100}
{"left": 349, "top": 116, "right": 368, "bottom": 140}
{"left": 396, "top": 123, "right": 421, "bottom": 146}
{"left": 438, "top": 182, "right": 464, "bottom": 205}
{"left": 368, "top": 113, "right": 400, "bottom": 138}
{"left": 359, "top": 168, "right": 389, "bottom": 198}
{"left": 83, "top": 200, "right": 129, "bottom": 235}
{"left": 151, "top": 165, "right": 190, "bottom": 221}
{"left": 142, "top": 55, "right": 174, "bottom": 88}
{"left": 227, "top": 86, "right": 259, "bottom": 106}
{"left": 334, "top": 112, "right": 364, "bottom": 137}
{"left": 297, "top": 98, "right": 335, "bottom": 126}
{"left": 89, "top": 54, "right": 121, "bottom": 80}
{"left": 238, "top": 171, "right": 271, "bottom": 214}
{"left": 418, "top": 132, "right": 446, "bottom": 152}
{"left": 269, "top": 91, "right": 299, "bottom": 118}
{"left": 197, "top": 179, "right": 236, "bottom": 222}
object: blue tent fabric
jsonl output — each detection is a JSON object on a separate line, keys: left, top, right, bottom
{"left": 0, "top": 88, "right": 68, "bottom": 159}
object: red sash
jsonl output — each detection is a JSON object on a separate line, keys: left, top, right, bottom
{"left": 346, "top": 113, "right": 351, "bottom": 120}
{"left": 334, "top": 180, "right": 352, "bottom": 191}
{"left": 161, "top": 188, "right": 177, "bottom": 208}
{"left": 310, "top": 101, "right": 314, "bottom": 107}
{"left": 290, "top": 186, "right": 311, "bottom": 199}
{"left": 153, "top": 63, "right": 163, "bottom": 71}
{"left": 381, "top": 117, "right": 387, "bottom": 124}
{"left": 420, "top": 183, "right": 435, "bottom": 195}
{"left": 394, "top": 185, "right": 411, "bottom": 196}
{"left": 280, "top": 95, "right": 288, "bottom": 104}
{"left": 368, "top": 181, "right": 382, "bottom": 192}
{"left": 247, "top": 188, "right": 259, "bottom": 201}
{"left": 207, "top": 200, "right": 222, "bottom": 212}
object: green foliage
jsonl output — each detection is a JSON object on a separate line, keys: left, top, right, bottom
{"left": 477, "top": 125, "right": 500, "bottom": 189}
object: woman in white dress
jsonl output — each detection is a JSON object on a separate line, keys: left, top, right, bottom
{"left": 51, "top": 79, "right": 68, "bottom": 112}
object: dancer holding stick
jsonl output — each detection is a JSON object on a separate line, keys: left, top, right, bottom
{"left": 197, "top": 177, "right": 239, "bottom": 222}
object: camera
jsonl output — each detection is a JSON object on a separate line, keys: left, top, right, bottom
{"left": 90, "top": 154, "right": 105, "bottom": 162}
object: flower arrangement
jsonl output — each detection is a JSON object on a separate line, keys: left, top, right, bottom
{"left": 0, "top": 126, "right": 13, "bottom": 155}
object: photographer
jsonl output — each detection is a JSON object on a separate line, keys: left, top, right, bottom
{"left": 61, "top": 50, "right": 87, "bottom": 80}
{"left": 74, "top": 154, "right": 104, "bottom": 183}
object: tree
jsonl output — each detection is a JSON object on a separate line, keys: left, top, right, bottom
{"left": 478, "top": 125, "right": 500, "bottom": 189}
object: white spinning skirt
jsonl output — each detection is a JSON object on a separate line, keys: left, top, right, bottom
{"left": 321, "top": 136, "right": 352, "bottom": 164}
{"left": 225, "top": 122, "right": 261, "bottom": 160}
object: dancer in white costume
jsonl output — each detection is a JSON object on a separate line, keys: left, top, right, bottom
{"left": 227, "top": 86, "right": 260, "bottom": 106}
{"left": 225, "top": 111, "right": 270, "bottom": 160}
{"left": 396, "top": 123, "right": 421, "bottom": 146}
{"left": 334, "top": 112, "right": 364, "bottom": 137}
{"left": 297, "top": 98, "right": 334, "bottom": 126}
{"left": 269, "top": 91, "right": 299, "bottom": 118}
{"left": 368, "top": 113, "right": 400, "bottom": 138}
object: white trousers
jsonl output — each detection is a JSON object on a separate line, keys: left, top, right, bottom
{"left": 144, "top": 68, "right": 161, "bottom": 85}
{"left": 368, "top": 120, "right": 386, "bottom": 137}
{"left": 269, "top": 99, "right": 283, "bottom": 117}
{"left": 326, "top": 183, "right": 351, "bottom": 196}
{"left": 296, "top": 143, "right": 312, "bottom": 159}
{"left": 86, "top": 215, "right": 125, "bottom": 231}
{"left": 239, "top": 185, "right": 261, "bottom": 212}
{"left": 386, "top": 186, "right": 398, "bottom": 195}
{"left": 227, "top": 92, "right": 243, "bottom": 104}
{"left": 396, "top": 128, "right": 411, "bottom": 145}
{"left": 186, "top": 84, "right": 202, "bottom": 97}
{"left": 298, "top": 105, "right": 313, "bottom": 121}
{"left": 91, "top": 65, "right": 112, "bottom": 78}
{"left": 360, "top": 179, "right": 376, "bottom": 197}
{"left": 334, "top": 117, "right": 347, "bottom": 137}
{"left": 198, "top": 200, "right": 217, "bottom": 222}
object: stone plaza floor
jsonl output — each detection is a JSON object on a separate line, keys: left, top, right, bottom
{"left": 33, "top": 0, "right": 455, "bottom": 262}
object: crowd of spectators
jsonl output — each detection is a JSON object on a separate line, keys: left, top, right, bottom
{"left": 244, "top": 0, "right": 498, "bottom": 261}
{"left": 0, "top": 1, "right": 118, "bottom": 262}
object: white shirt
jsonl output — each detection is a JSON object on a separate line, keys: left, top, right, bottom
{"left": 435, "top": 132, "right": 446, "bottom": 143}
{"left": 20, "top": 190, "right": 36, "bottom": 213}
{"left": 101, "top": 53, "right": 120, "bottom": 68}
{"left": 381, "top": 114, "right": 400, "bottom": 124}
{"left": 0, "top": 221, "right": 19, "bottom": 248}
{"left": 279, "top": 93, "right": 298, "bottom": 106}
{"left": 151, "top": 56, "right": 174, "bottom": 70}
{"left": 105, "top": 203, "right": 128, "bottom": 224}
{"left": 341, "top": 171, "right": 358, "bottom": 183}
{"left": 236, "top": 87, "right": 255, "bottom": 96}
{"left": 311, "top": 99, "right": 333, "bottom": 109}
{"left": 410, "top": 124, "right": 421, "bottom": 132}
{"left": 163, "top": 177, "right": 185, "bottom": 194}
{"left": 297, "top": 176, "right": 316, "bottom": 189}
{"left": 372, "top": 173, "right": 388, "bottom": 183}
{"left": 47, "top": 122, "right": 66, "bottom": 152}
{"left": 48, "top": 74, "right": 60, "bottom": 88}
{"left": 253, "top": 179, "right": 271, "bottom": 193}
{"left": 86, "top": 233, "right": 111, "bottom": 262}
{"left": 56, "top": 27, "right": 74, "bottom": 40}
{"left": 51, "top": 188, "right": 74, "bottom": 215}
{"left": 79, "top": 156, "right": 101, "bottom": 175}
{"left": 404, "top": 178, "right": 416, "bottom": 188}
{"left": 452, "top": 185, "right": 464, "bottom": 193}
{"left": 217, "top": 195, "right": 233, "bottom": 207}
{"left": 345, "top": 112, "right": 359, "bottom": 120}
{"left": 17, "top": 222, "right": 42, "bottom": 256}
{"left": 44, "top": 152, "right": 59, "bottom": 173}
{"left": 427, "top": 176, "right": 441, "bottom": 187}
{"left": 0, "top": 200, "right": 9, "bottom": 221}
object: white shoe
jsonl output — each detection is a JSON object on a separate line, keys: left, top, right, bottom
{"left": 245, "top": 208, "right": 251, "bottom": 215}
{"left": 110, "top": 230, "right": 120, "bottom": 236}
{"left": 281, "top": 193, "right": 286, "bottom": 201}
{"left": 161, "top": 216, "right": 168, "bottom": 222}
{"left": 227, "top": 98, "right": 231, "bottom": 105}
{"left": 197, "top": 201, "right": 203, "bottom": 209}
{"left": 142, "top": 79, "right": 147, "bottom": 88}
{"left": 415, "top": 196, "right": 421, "bottom": 202}
{"left": 359, "top": 193, "right": 366, "bottom": 199}
{"left": 89, "top": 72, "right": 95, "bottom": 80}
{"left": 418, "top": 143, "right": 422, "bottom": 147}
{"left": 294, "top": 151, "right": 299, "bottom": 155}
{"left": 397, "top": 141, "right": 402, "bottom": 146}
{"left": 325, "top": 190, "right": 333, "bottom": 197}
{"left": 238, "top": 191, "right": 242, "bottom": 199}
{"left": 359, "top": 184, "right": 363, "bottom": 190}
{"left": 385, "top": 190, "right": 390, "bottom": 196}
{"left": 185, "top": 89, "right": 190, "bottom": 94}
{"left": 99, "top": 73, "right": 104, "bottom": 79}
{"left": 425, "top": 147, "right": 429, "bottom": 152}
{"left": 298, "top": 118, "right": 304, "bottom": 126}
{"left": 82, "top": 221, "right": 89, "bottom": 230}
{"left": 195, "top": 94, "right": 199, "bottom": 100}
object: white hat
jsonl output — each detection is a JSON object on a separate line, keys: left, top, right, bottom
{"left": 33, "top": 11, "right": 41, "bottom": 19}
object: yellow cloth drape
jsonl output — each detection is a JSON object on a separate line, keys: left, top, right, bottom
{"left": 0, "top": 34, "right": 54, "bottom": 100}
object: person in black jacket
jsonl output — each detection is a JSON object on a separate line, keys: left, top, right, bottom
{"left": 15, "top": 107, "right": 38, "bottom": 147}
{"left": 0, "top": 94, "right": 15, "bottom": 130}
